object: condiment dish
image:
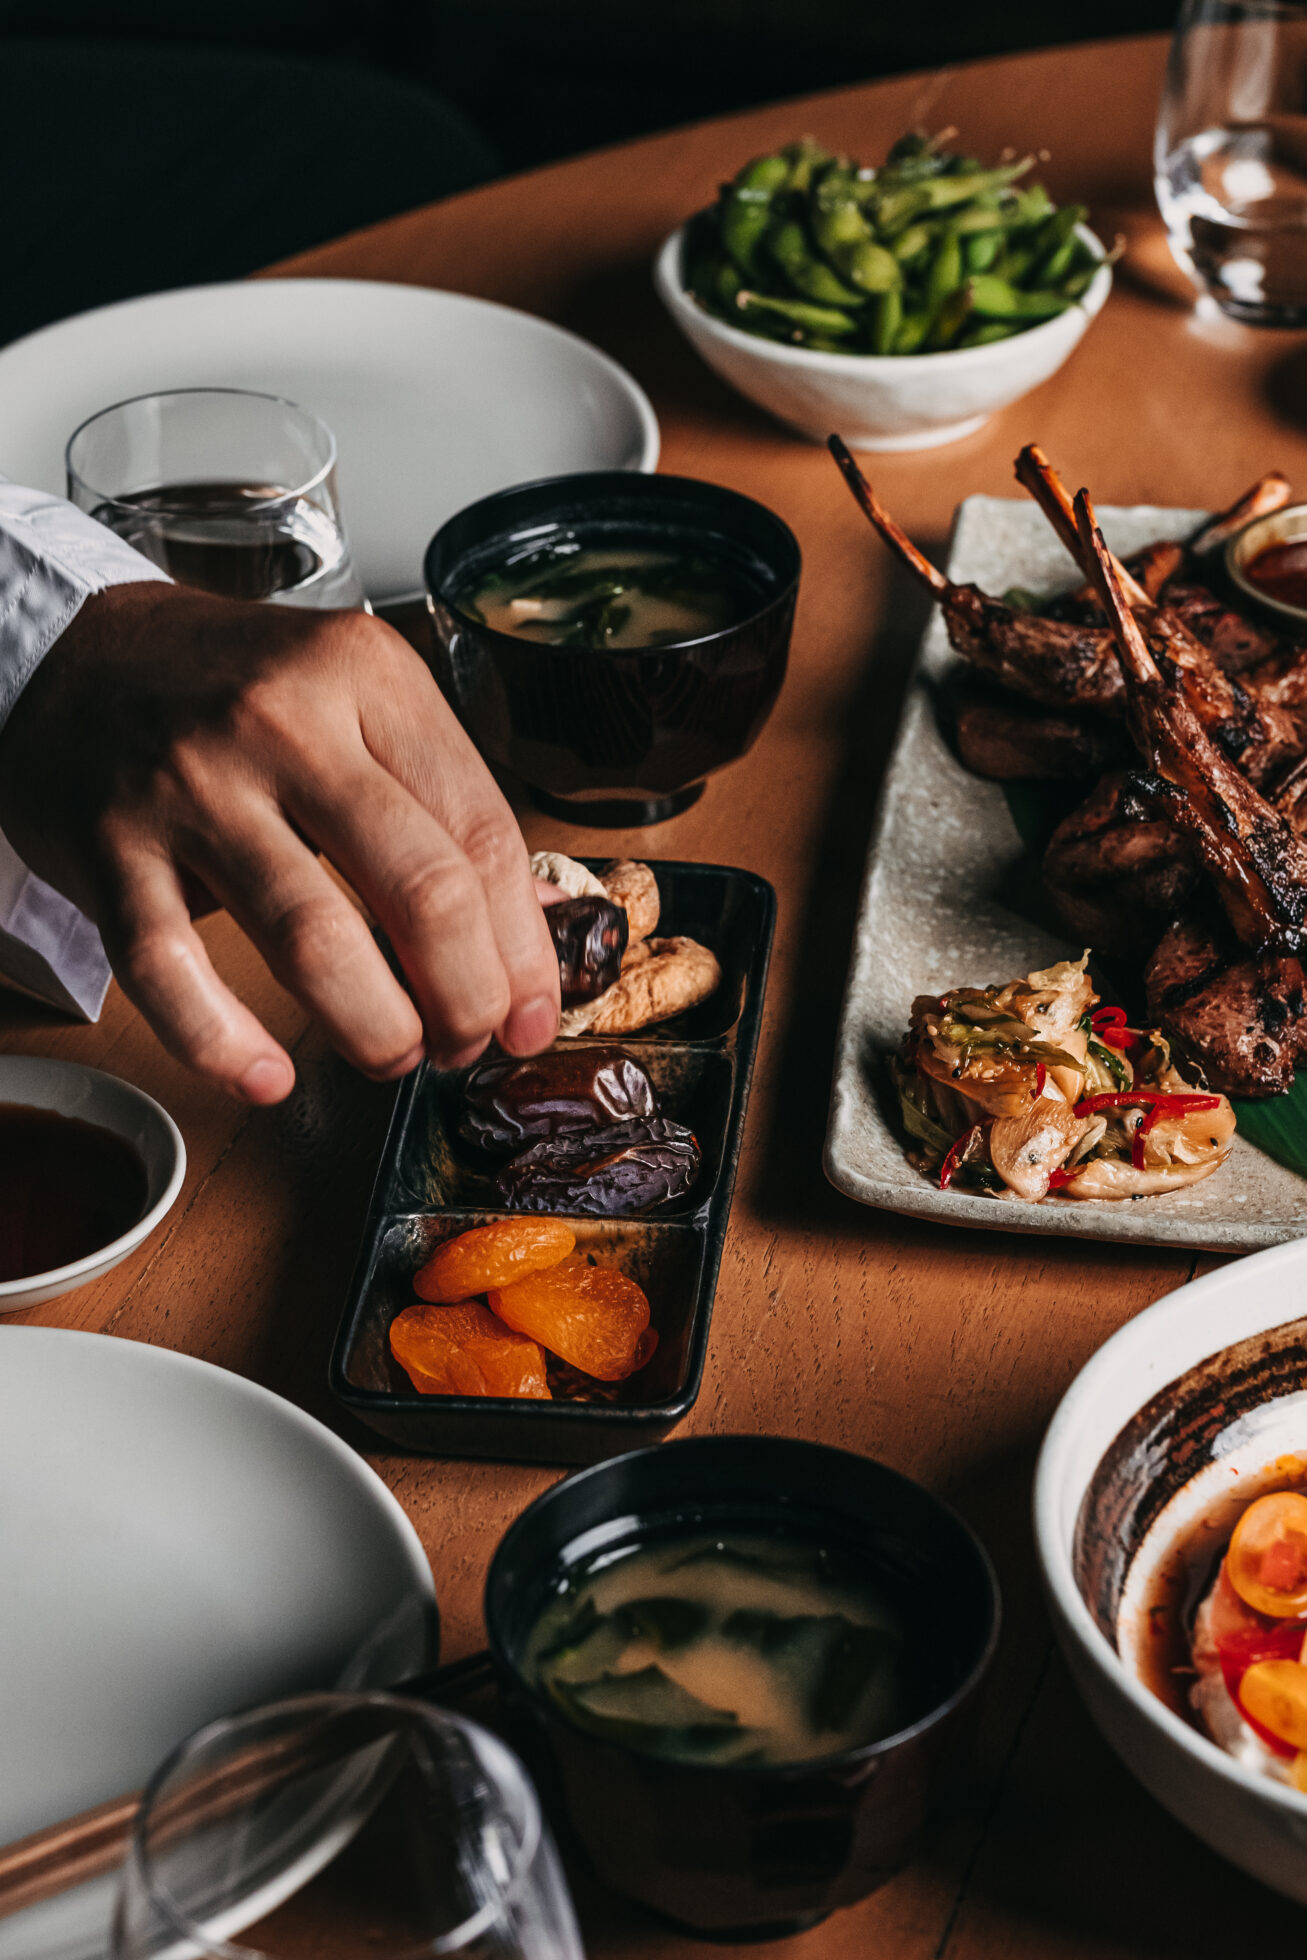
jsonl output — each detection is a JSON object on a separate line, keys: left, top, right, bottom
{"left": 1034, "top": 1237, "right": 1307, "bottom": 1905}
{"left": 1225, "top": 501, "right": 1307, "bottom": 626}
{"left": 0, "top": 1056, "right": 185, "bottom": 1310}
{"left": 654, "top": 222, "right": 1111, "bottom": 451}
{"left": 485, "top": 1434, "right": 999, "bottom": 1938}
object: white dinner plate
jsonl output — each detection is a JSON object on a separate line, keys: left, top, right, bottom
{"left": 0, "top": 1327, "right": 437, "bottom": 1960}
{"left": 0, "top": 278, "right": 660, "bottom": 605}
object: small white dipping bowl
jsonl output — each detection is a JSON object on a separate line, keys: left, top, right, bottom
{"left": 1035, "top": 1237, "right": 1307, "bottom": 1905}
{"left": 0, "top": 1056, "right": 185, "bottom": 1310}
{"left": 654, "top": 221, "right": 1112, "bottom": 451}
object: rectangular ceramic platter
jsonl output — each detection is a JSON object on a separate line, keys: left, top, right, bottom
{"left": 825, "top": 496, "right": 1307, "bottom": 1254}
{"left": 331, "top": 861, "right": 775, "bottom": 1464}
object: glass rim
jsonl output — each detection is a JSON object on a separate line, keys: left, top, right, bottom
{"left": 121, "top": 1690, "right": 544, "bottom": 1960}
{"left": 65, "top": 386, "right": 339, "bottom": 513}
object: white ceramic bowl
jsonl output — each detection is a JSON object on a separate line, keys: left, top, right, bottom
{"left": 0, "top": 1056, "right": 185, "bottom": 1310}
{"left": 1035, "top": 1238, "right": 1307, "bottom": 1905}
{"left": 654, "top": 222, "right": 1112, "bottom": 451}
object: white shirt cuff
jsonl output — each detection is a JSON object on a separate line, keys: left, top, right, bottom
{"left": 0, "top": 480, "right": 171, "bottom": 1019}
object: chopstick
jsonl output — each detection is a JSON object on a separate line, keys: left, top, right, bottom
{"left": 0, "top": 1650, "right": 495, "bottom": 1920}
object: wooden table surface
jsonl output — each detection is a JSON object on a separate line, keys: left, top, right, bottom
{"left": 14, "top": 28, "right": 1307, "bottom": 1956}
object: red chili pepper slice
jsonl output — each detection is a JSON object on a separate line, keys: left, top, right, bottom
{"left": 1034, "top": 1062, "right": 1046, "bottom": 1098}
{"left": 1132, "top": 1102, "right": 1162, "bottom": 1171}
{"left": 1088, "top": 1006, "right": 1140, "bottom": 1052}
{"left": 939, "top": 1122, "right": 985, "bottom": 1190}
{"left": 1046, "top": 1165, "right": 1078, "bottom": 1190}
{"left": 1074, "top": 1090, "right": 1223, "bottom": 1118}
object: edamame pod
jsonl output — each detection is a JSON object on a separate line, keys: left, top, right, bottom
{"left": 767, "top": 217, "right": 866, "bottom": 304}
{"left": 869, "top": 286, "right": 903, "bottom": 354}
{"left": 720, "top": 153, "right": 792, "bottom": 276}
{"left": 967, "top": 275, "right": 1072, "bottom": 319}
{"left": 964, "top": 231, "right": 1003, "bottom": 273}
{"left": 926, "top": 280, "right": 974, "bottom": 350}
{"left": 735, "top": 290, "right": 861, "bottom": 338}
{"left": 925, "top": 228, "right": 964, "bottom": 308}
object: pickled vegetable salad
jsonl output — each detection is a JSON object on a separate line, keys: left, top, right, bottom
{"left": 893, "top": 953, "right": 1235, "bottom": 1201}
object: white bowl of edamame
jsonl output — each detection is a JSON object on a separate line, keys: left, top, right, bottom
{"left": 654, "top": 219, "right": 1111, "bottom": 452}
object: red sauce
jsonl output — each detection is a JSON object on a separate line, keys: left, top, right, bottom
{"left": 1244, "top": 538, "right": 1307, "bottom": 608}
{"left": 0, "top": 1103, "right": 149, "bottom": 1282}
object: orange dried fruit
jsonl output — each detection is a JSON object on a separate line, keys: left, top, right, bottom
{"left": 390, "top": 1300, "right": 551, "bottom": 1399}
{"left": 488, "top": 1255, "right": 651, "bottom": 1381}
{"left": 413, "top": 1218, "right": 575, "bottom": 1304}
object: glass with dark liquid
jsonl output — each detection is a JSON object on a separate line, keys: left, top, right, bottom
{"left": 67, "top": 388, "right": 368, "bottom": 609}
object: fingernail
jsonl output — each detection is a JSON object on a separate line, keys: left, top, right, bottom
{"left": 509, "top": 995, "right": 560, "bottom": 1052}
{"left": 372, "top": 1044, "right": 426, "bottom": 1082}
{"left": 239, "top": 1056, "right": 292, "bottom": 1103}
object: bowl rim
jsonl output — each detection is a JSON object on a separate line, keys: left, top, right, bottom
{"left": 0, "top": 1056, "right": 186, "bottom": 1298}
{"left": 484, "top": 1431, "right": 1001, "bottom": 1780}
{"left": 1224, "top": 501, "right": 1307, "bottom": 625}
{"left": 1033, "top": 1236, "right": 1307, "bottom": 1819}
{"left": 654, "top": 219, "right": 1112, "bottom": 372}
{"left": 422, "top": 466, "right": 803, "bottom": 656}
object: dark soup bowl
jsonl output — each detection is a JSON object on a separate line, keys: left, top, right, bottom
{"left": 484, "top": 1434, "right": 999, "bottom": 1939}
{"left": 423, "top": 473, "right": 800, "bottom": 826}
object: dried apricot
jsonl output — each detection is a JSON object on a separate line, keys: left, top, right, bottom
{"left": 413, "top": 1218, "right": 575, "bottom": 1303}
{"left": 488, "top": 1256, "right": 651, "bottom": 1381}
{"left": 390, "top": 1300, "right": 551, "bottom": 1399}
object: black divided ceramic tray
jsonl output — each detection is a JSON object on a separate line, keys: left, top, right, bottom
{"left": 329, "top": 861, "right": 775, "bottom": 1464}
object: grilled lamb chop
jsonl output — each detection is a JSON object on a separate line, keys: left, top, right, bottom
{"left": 829, "top": 438, "right": 1305, "bottom": 780}
{"left": 1042, "top": 772, "right": 1199, "bottom": 954}
{"left": 1015, "top": 445, "right": 1302, "bottom": 785}
{"left": 1145, "top": 913, "right": 1307, "bottom": 1097}
{"left": 1079, "top": 490, "right": 1307, "bottom": 1092}
{"left": 953, "top": 686, "right": 1122, "bottom": 781}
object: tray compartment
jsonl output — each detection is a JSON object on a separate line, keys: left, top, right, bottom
{"left": 330, "top": 861, "right": 775, "bottom": 1462}
{"left": 390, "top": 1042, "right": 734, "bottom": 1216}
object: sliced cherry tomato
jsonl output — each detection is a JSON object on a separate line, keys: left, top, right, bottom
{"left": 1239, "top": 1660, "right": 1307, "bottom": 1751}
{"left": 1228, "top": 1492, "right": 1307, "bottom": 1618}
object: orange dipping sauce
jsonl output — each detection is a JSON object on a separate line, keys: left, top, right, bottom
{"left": 1244, "top": 537, "right": 1307, "bottom": 609}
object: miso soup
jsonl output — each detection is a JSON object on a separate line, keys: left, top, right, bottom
{"left": 455, "top": 541, "right": 762, "bottom": 651}
{"left": 526, "top": 1528, "right": 927, "bottom": 1767}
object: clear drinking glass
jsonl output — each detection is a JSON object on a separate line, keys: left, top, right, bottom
{"left": 1156, "top": 0, "right": 1307, "bottom": 322}
{"left": 67, "top": 388, "right": 369, "bottom": 609}
{"left": 111, "top": 1693, "right": 584, "bottom": 1960}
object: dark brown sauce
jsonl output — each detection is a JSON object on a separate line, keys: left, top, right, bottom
{"left": 0, "top": 1104, "right": 149, "bottom": 1282}
{"left": 1244, "top": 539, "right": 1307, "bottom": 609}
{"left": 90, "top": 481, "right": 324, "bottom": 600}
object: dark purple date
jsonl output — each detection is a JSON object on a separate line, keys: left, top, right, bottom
{"left": 545, "top": 895, "right": 628, "bottom": 1008}
{"left": 459, "top": 1048, "right": 657, "bottom": 1154}
{"left": 495, "top": 1117, "right": 702, "bottom": 1216}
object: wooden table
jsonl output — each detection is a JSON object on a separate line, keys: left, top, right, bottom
{"left": 13, "top": 29, "right": 1307, "bottom": 1956}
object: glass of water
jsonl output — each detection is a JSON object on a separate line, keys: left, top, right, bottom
{"left": 67, "top": 388, "right": 369, "bottom": 609}
{"left": 111, "top": 1693, "right": 584, "bottom": 1960}
{"left": 1156, "top": 0, "right": 1307, "bottom": 323}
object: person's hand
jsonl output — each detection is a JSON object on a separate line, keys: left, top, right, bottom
{"left": 0, "top": 583, "right": 560, "bottom": 1102}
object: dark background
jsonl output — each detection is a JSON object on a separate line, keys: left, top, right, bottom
{"left": 0, "top": 4, "right": 1177, "bottom": 343}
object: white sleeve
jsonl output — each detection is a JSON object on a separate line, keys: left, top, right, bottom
{"left": 0, "top": 480, "right": 172, "bottom": 1020}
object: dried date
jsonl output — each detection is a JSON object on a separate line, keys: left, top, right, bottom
{"left": 545, "top": 895, "right": 628, "bottom": 1007}
{"left": 495, "top": 1117, "right": 702, "bottom": 1216}
{"left": 460, "top": 1048, "right": 658, "bottom": 1154}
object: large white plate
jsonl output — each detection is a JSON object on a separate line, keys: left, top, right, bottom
{"left": 825, "top": 496, "right": 1307, "bottom": 1254}
{"left": 0, "top": 1326, "right": 437, "bottom": 1960}
{"left": 0, "top": 278, "right": 660, "bottom": 605}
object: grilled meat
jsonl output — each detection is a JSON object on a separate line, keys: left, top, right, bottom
{"left": 1146, "top": 914, "right": 1307, "bottom": 1097}
{"left": 1042, "top": 772, "right": 1199, "bottom": 954}
{"left": 953, "top": 686, "right": 1123, "bottom": 780}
